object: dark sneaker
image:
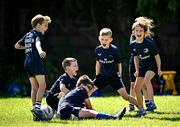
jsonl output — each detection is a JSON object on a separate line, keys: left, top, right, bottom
{"left": 128, "top": 104, "right": 135, "bottom": 112}
{"left": 31, "top": 109, "right": 40, "bottom": 121}
{"left": 146, "top": 103, "right": 157, "bottom": 112}
{"left": 114, "top": 107, "right": 126, "bottom": 119}
{"left": 135, "top": 109, "right": 146, "bottom": 118}
{"left": 31, "top": 108, "right": 43, "bottom": 121}
{"left": 32, "top": 115, "right": 40, "bottom": 121}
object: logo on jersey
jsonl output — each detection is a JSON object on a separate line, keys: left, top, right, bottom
{"left": 97, "top": 53, "right": 101, "bottom": 56}
{"left": 139, "top": 54, "right": 150, "bottom": 60}
{"left": 99, "top": 58, "right": 114, "bottom": 64}
{"left": 143, "top": 48, "right": 149, "bottom": 53}
{"left": 67, "top": 84, "right": 71, "bottom": 87}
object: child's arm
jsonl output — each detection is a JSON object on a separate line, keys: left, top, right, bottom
{"left": 35, "top": 40, "right": 46, "bottom": 58}
{"left": 84, "top": 98, "right": 93, "bottom": 109}
{"left": 14, "top": 42, "right": 25, "bottom": 49}
{"left": 154, "top": 54, "right": 162, "bottom": 76}
{"left": 134, "top": 56, "right": 139, "bottom": 77}
{"left": 118, "top": 63, "right": 122, "bottom": 78}
{"left": 60, "top": 84, "right": 70, "bottom": 95}
{"left": 95, "top": 61, "right": 100, "bottom": 76}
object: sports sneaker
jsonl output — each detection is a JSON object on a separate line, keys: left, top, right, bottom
{"left": 114, "top": 107, "right": 126, "bottom": 119}
{"left": 128, "top": 104, "right": 135, "bottom": 112}
{"left": 135, "top": 109, "right": 146, "bottom": 118}
{"left": 31, "top": 109, "right": 40, "bottom": 121}
{"left": 32, "top": 115, "right": 41, "bottom": 121}
{"left": 31, "top": 108, "right": 43, "bottom": 121}
{"left": 71, "top": 114, "right": 79, "bottom": 120}
{"left": 146, "top": 103, "right": 157, "bottom": 112}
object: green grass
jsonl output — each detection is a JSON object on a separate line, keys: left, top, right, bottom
{"left": 0, "top": 96, "right": 180, "bottom": 127}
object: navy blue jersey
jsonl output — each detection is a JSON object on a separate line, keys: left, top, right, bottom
{"left": 95, "top": 44, "right": 122, "bottom": 76}
{"left": 60, "top": 87, "right": 88, "bottom": 108}
{"left": 129, "top": 35, "right": 154, "bottom": 64}
{"left": 129, "top": 35, "right": 136, "bottom": 64}
{"left": 18, "top": 29, "right": 46, "bottom": 76}
{"left": 49, "top": 73, "right": 77, "bottom": 94}
{"left": 132, "top": 38, "right": 159, "bottom": 65}
{"left": 18, "top": 29, "right": 44, "bottom": 63}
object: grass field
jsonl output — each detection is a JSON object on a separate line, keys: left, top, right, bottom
{"left": 0, "top": 96, "right": 180, "bottom": 127}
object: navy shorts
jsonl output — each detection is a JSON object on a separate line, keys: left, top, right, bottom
{"left": 94, "top": 74, "right": 124, "bottom": 91}
{"left": 139, "top": 63, "right": 157, "bottom": 77}
{"left": 46, "top": 92, "right": 59, "bottom": 111}
{"left": 129, "top": 63, "right": 136, "bottom": 82}
{"left": 24, "top": 60, "right": 45, "bottom": 77}
{"left": 59, "top": 106, "right": 81, "bottom": 120}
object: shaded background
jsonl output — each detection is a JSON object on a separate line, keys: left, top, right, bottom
{"left": 0, "top": 0, "right": 180, "bottom": 96}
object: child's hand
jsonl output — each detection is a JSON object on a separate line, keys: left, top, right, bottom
{"left": 158, "top": 70, "right": 162, "bottom": 77}
{"left": 39, "top": 51, "right": 46, "bottom": 58}
{"left": 57, "top": 92, "right": 65, "bottom": 99}
{"left": 134, "top": 71, "right": 139, "bottom": 77}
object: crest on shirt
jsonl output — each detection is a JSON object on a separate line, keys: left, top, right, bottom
{"left": 143, "top": 48, "right": 149, "bottom": 53}
{"left": 97, "top": 53, "right": 101, "bottom": 56}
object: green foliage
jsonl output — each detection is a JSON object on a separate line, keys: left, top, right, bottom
{"left": 44, "top": 59, "right": 60, "bottom": 89}
{"left": 136, "top": 0, "right": 180, "bottom": 24}
{"left": 0, "top": 96, "right": 180, "bottom": 127}
{"left": 3, "top": 65, "right": 29, "bottom": 96}
{"left": 167, "top": 0, "right": 180, "bottom": 12}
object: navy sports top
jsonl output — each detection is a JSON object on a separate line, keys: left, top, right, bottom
{"left": 95, "top": 44, "right": 122, "bottom": 77}
{"left": 18, "top": 29, "right": 44, "bottom": 63}
{"left": 49, "top": 73, "right": 77, "bottom": 94}
{"left": 60, "top": 87, "right": 88, "bottom": 108}
{"left": 132, "top": 38, "right": 159, "bottom": 65}
{"left": 129, "top": 35, "right": 136, "bottom": 64}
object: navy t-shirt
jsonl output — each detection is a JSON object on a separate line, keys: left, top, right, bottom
{"left": 129, "top": 36, "right": 156, "bottom": 64}
{"left": 129, "top": 35, "right": 136, "bottom": 64}
{"left": 18, "top": 29, "right": 44, "bottom": 64}
{"left": 60, "top": 87, "right": 88, "bottom": 108}
{"left": 132, "top": 38, "right": 159, "bottom": 65}
{"left": 95, "top": 44, "right": 122, "bottom": 77}
{"left": 49, "top": 73, "right": 77, "bottom": 94}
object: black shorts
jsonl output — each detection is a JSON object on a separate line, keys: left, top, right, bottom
{"left": 129, "top": 63, "right": 136, "bottom": 82}
{"left": 139, "top": 63, "right": 157, "bottom": 77}
{"left": 94, "top": 74, "right": 124, "bottom": 91}
{"left": 24, "top": 60, "right": 45, "bottom": 77}
{"left": 46, "top": 92, "right": 59, "bottom": 111}
{"left": 59, "top": 106, "right": 81, "bottom": 120}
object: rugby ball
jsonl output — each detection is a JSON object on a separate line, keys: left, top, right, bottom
{"left": 41, "top": 105, "right": 54, "bottom": 121}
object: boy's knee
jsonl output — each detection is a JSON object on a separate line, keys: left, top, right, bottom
{"left": 121, "top": 94, "right": 129, "bottom": 101}
{"left": 119, "top": 90, "right": 129, "bottom": 100}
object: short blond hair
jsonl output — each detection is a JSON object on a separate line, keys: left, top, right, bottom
{"left": 31, "top": 14, "right": 51, "bottom": 28}
{"left": 62, "top": 57, "right": 77, "bottom": 71}
{"left": 99, "top": 28, "right": 112, "bottom": 37}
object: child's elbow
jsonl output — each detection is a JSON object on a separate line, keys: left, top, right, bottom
{"left": 14, "top": 43, "right": 22, "bottom": 49}
{"left": 14, "top": 43, "right": 19, "bottom": 49}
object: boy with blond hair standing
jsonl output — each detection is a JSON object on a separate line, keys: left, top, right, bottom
{"left": 14, "top": 14, "right": 51, "bottom": 121}
{"left": 92, "top": 28, "right": 138, "bottom": 108}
